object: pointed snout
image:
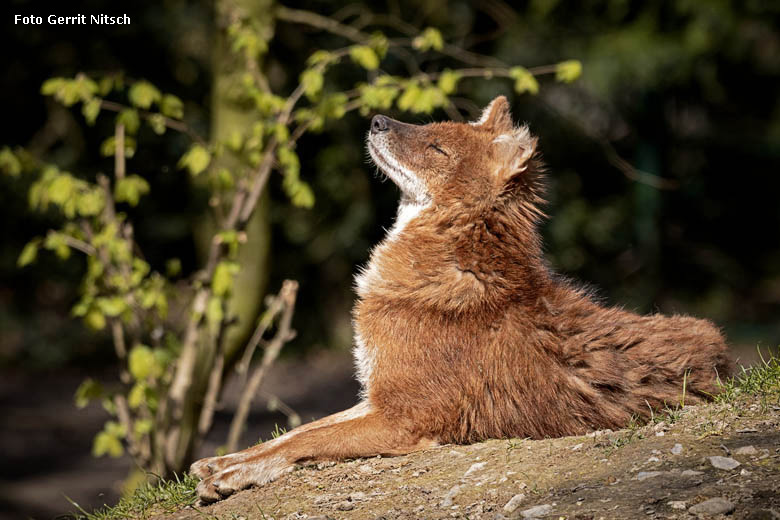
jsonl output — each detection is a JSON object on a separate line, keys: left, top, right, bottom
{"left": 371, "top": 114, "right": 390, "bottom": 134}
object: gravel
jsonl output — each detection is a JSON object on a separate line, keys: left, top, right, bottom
{"left": 688, "top": 497, "right": 735, "bottom": 515}
{"left": 520, "top": 504, "right": 553, "bottom": 518}
{"left": 503, "top": 493, "right": 526, "bottom": 513}
{"left": 709, "top": 456, "right": 741, "bottom": 470}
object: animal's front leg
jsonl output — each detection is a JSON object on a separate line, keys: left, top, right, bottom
{"left": 192, "top": 401, "right": 436, "bottom": 503}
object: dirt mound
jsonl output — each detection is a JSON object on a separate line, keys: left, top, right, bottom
{"left": 152, "top": 395, "right": 779, "bottom": 520}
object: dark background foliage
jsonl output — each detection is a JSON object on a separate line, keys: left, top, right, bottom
{"left": 1, "top": 0, "right": 779, "bottom": 517}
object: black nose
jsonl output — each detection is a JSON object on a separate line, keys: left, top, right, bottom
{"left": 371, "top": 115, "right": 389, "bottom": 134}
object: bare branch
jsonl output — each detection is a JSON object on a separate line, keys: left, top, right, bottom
{"left": 114, "top": 394, "right": 145, "bottom": 463}
{"left": 99, "top": 100, "right": 208, "bottom": 146}
{"left": 197, "top": 322, "right": 229, "bottom": 437}
{"left": 111, "top": 320, "right": 128, "bottom": 361}
{"left": 226, "top": 280, "right": 298, "bottom": 453}
{"left": 235, "top": 291, "right": 286, "bottom": 378}
{"left": 114, "top": 122, "right": 126, "bottom": 180}
{"left": 238, "top": 136, "right": 278, "bottom": 224}
{"left": 59, "top": 235, "right": 97, "bottom": 256}
{"left": 276, "top": 6, "right": 367, "bottom": 43}
{"left": 539, "top": 100, "right": 678, "bottom": 190}
{"left": 259, "top": 390, "right": 301, "bottom": 426}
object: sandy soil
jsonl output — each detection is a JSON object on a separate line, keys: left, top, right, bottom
{"left": 152, "top": 393, "right": 779, "bottom": 520}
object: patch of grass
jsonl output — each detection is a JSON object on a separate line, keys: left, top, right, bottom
{"left": 601, "top": 415, "right": 644, "bottom": 456}
{"left": 66, "top": 472, "right": 198, "bottom": 520}
{"left": 715, "top": 347, "right": 780, "bottom": 407}
{"left": 255, "top": 423, "right": 288, "bottom": 445}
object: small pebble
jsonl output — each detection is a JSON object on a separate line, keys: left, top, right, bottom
{"left": 464, "top": 462, "right": 487, "bottom": 477}
{"left": 636, "top": 471, "right": 664, "bottom": 481}
{"left": 520, "top": 504, "right": 553, "bottom": 518}
{"left": 571, "top": 443, "right": 583, "bottom": 451}
{"left": 671, "top": 443, "right": 683, "bottom": 455}
{"left": 440, "top": 485, "right": 461, "bottom": 507}
{"left": 688, "top": 497, "right": 735, "bottom": 515}
{"left": 681, "top": 469, "right": 703, "bottom": 476}
{"left": 734, "top": 445, "right": 758, "bottom": 455}
{"left": 709, "top": 456, "right": 741, "bottom": 470}
{"left": 503, "top": 493, "right": 526, "bottom": 513}
{"left": 336, "top": 501, "right": 354, "bottom": 511}
{"left": 647, "top": 456, "right": 660, "bottom": 463}
{"left": 668, "top": 500, "right": 687, "bottom": 510}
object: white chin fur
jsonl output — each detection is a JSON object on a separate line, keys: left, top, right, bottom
{"left": 367, "top": 136, "right": 430, "bottom": 204}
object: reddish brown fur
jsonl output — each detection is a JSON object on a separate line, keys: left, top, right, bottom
{"left": 190, "top": 96, "right": 733, "bottom": 502}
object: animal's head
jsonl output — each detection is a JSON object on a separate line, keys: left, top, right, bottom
{"left": 366, "top": 96, "right": 542, "bottom": 214}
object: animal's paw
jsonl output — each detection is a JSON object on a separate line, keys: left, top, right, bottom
{"left": 192, "top": 452, "right": 292, "bottom": 504}
{"left": 189, "top": 452, "right": 240, "bottom": 479}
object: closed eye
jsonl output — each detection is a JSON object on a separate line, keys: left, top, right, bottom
{"left": 428, "top": 143, "right": 449, "bottom": 156}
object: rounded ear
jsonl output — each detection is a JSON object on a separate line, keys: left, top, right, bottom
{"left": 472, "top": 96, "right": 513, "bottom": 133}
{"left": 492, "top": 126, "right": 538, "bottom": 185}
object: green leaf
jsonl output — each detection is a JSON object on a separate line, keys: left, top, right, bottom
{"left": 128, "top": 344, "right": 161, "bottom": 380}
{"left": 43, "top": 231, "right": 71, "bottom": 259}
{"left": 128, "top": 80, "right": 162, "bottom": 109}
{"left": 130, "top": 257, "right": 150, "bottom": 286}
{"left": 100, "top": 136, "right": 137, "bottom": 158}
{"left": 412, "top": 27, "right": 444, "bottom": 51}
{"left": 509, "top": 66, "right": 539, "bottom": 95}
{"left": 128, "top": 381, "right": 146, "bottom": 409}
{"left": 555, "top": 59, "right": 582, "bottom": 83}
{"left": 134, "top": 418, "right": 153, "bottom": 437}
{"left": 350, "top": 45, "right": 380, "bottom": 70}
{"left": 212, "top": 261, "right": 239, "bottom": 297}
{"left": 148, "top": 114, "right": 167, "bottom": 135}
{"left": 82, "top": 98, "right": 101, "bottom": 125}
{"left": 114, "top": 175, "right": 150, "bottom": 206}
{"left": 92, "top": 430, "right": 124, "bottom": 458}
{"left": 42, "top": 75, "right": 98, "bottom": 106}
{"left": 98, "top": 75, "right": 121, "bottom": 96}
{"left": 166, "top": 258, "right": 182, "bottom": 277}
{"left": 278, "top": 146, "right": 300, "bottom": 177}
{"left": 74, "top": 378, "right": 103, "bottom": 408}
{"left": 397, "top": 83, "right": 422, "bottom": 111}
{"left": 160, "top": 94, "right": 184, "bottom": 119}
{"left": 77, "top": 188, "right": 105, "bottom": 217}
{"left": 101, "top": 398, "right": 117, "bottom": 416}
{"left": 437, "top": 70, "right": 461, "bottom": 95}
{"left": 84, "top": 309, "right": 106, "bottom": 330}
{"left": 0, "top": 147, "right": 22, "bottom": 176}
{"left": 398, "top": 84, "right": 447, "bottom": 113}
{"left": 368, "top": 32, "right": 390, "bottom": 58}
{"left": 48, "top": 174, "right": 74, "bottom": 205}
{"left": 307, "top": 50, "right": 336, "bottom": 67}
{"left": 178, "top": 144, "right": 211, "bottom": 176}
{"left": 17, "top": 240, "right": 39, "bottom": 267}
{"left": 117, "top": 108, "right": 140, "bottom": 134}
{"left": 206, "top": 296, "right": 224, "bottom": 328}
{"left": 97, "top": 296, "right": 127, "bottom": 317}
{"left": 359, "top": 83, "right": 399, "bottom": 111}
{"left": 41, "top": 77, "right": 66, "bottom": 96}
{"left": 214, "top": 168, "right": 235, "bottom": 190}
{"left": 288, "top": 181, "right": 315, "bottom": 208}
{"left": 300, "top": 69, "right": 324, "bottom": 100}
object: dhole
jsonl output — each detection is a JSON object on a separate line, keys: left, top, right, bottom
{"left": 190, "top": 96, "right": 732, "bottom": 502}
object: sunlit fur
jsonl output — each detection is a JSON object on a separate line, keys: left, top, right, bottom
{"left": 190, "top": 96, "right": 733, "bottom": 503}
